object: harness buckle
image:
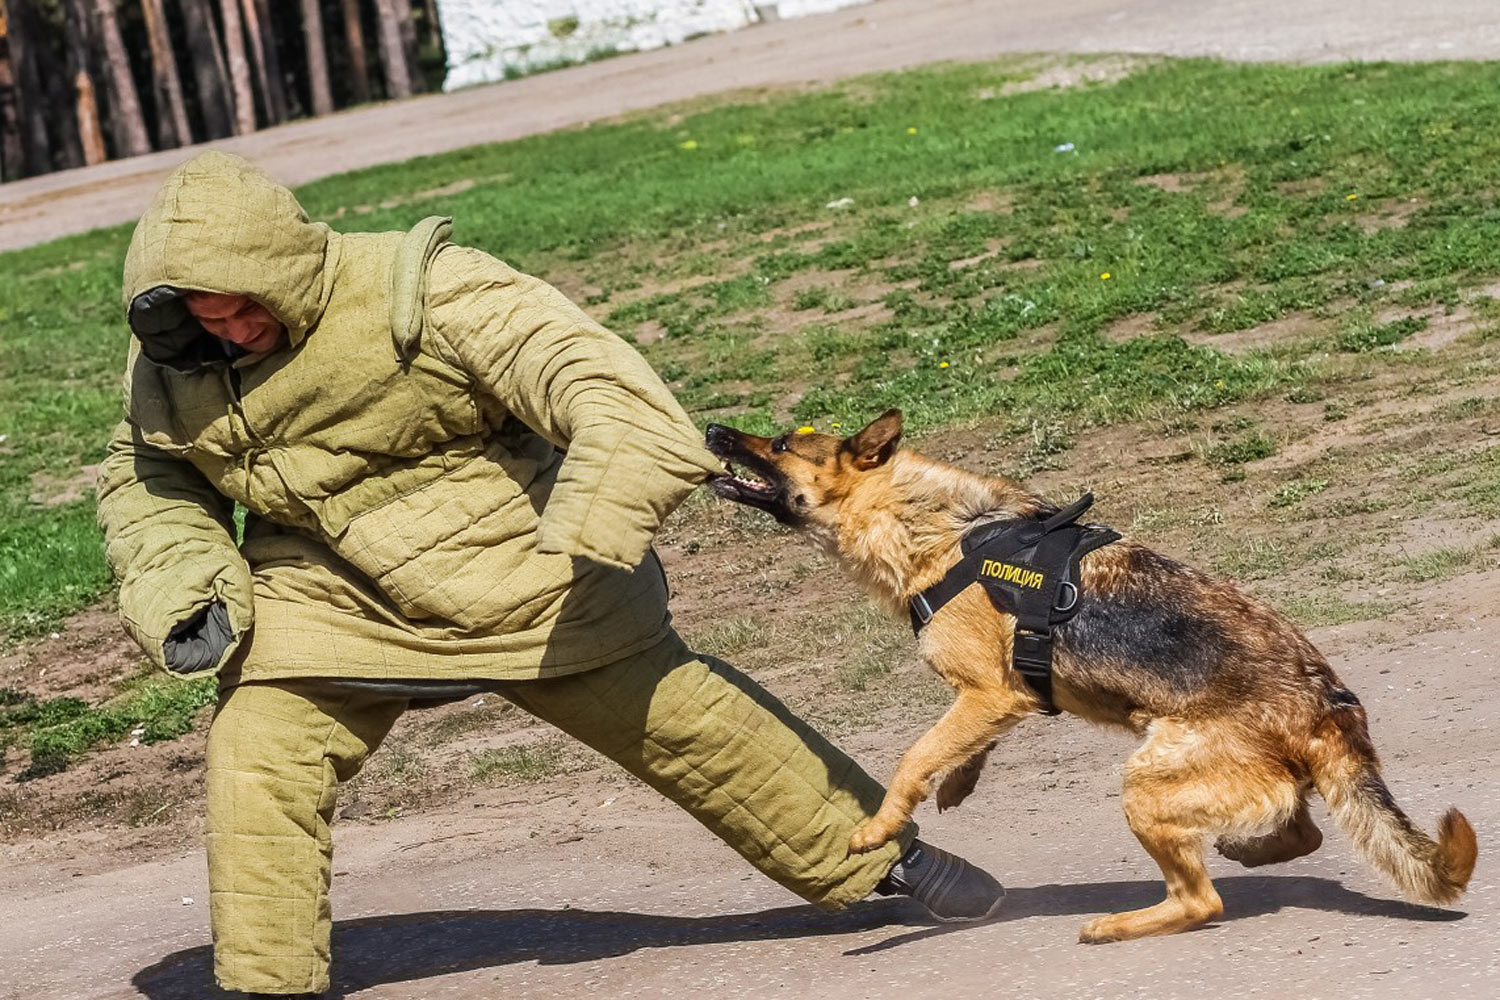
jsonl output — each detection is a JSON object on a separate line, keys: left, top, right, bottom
{"left": 1012, "top": 629, "right": 1053, "bottom": 678}
{"left": 910, "top": 593, "right": 935, "bottom": 626}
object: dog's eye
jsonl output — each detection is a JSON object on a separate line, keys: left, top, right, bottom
{"left": 771, "top": 437, "right": 788, "bottom": 454}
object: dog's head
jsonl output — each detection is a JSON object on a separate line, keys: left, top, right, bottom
{"left": 703, "top": 409, "right": 904, "bottom": 528}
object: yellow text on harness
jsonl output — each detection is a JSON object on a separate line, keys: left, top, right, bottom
{"left": 979, "top": 559, "right": 1045, "bottom": 590}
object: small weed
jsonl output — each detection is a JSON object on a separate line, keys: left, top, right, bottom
{"left": 1402, "top": 546, "right": 1481, "bottom": 582}
{"left": 1130, "top": 507, "right": 1174, "bottom": 533}
{"left": 1435, "top": 396, "right": 1498, "bottom": 421}
{"left": 1278, "top": 593, "right": 1393, "bottom": 628}
{"left": 1319, "top": 564, "right": 1364, "bottom": 583}
{"left": 839, "top": 652, "right": 894, "bottom": 692}
{"left": 1008, "top": 419, "right": 1074, "bottom": 476}
{"left": 1207, "top": 432, "right": 1278, "bottom": 466}
{"left": 1212, "top": 415, "right": 1258, "bottom": 434}
{"left": 420, "top": 702, "right": 507, "bottom": 744}
{"left": 1215, "top": 538, "right": 1289, "bottom": 580}
{"left": 1323, "top": 496, "right": 1390, "bottom": 518}
{"left": 688, "top": 617, "right": 772, "bottom": 658}
{"left": 793, "top": 286, "right": 832, "bottom": 311}
{"left": 1189, "top": 506, "right": 1226, "bottom": 527}
{"left": 1269, "top": 478, "right": 1330, "bottom": 508}
{"left": 1324, "top": 400, "right": 1350, "bottom": 422}
{"left": 1336, "top": 316, "right": 1428, "bottom": 352}
{"left": 470, "top": 743, "right": 567, "bottom": 783}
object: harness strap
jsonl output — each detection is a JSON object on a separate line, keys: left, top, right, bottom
{"left": 908, "top": 493, "right": 1120, "bottom": 715}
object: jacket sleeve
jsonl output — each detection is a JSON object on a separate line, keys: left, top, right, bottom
{"left": 95, "top": 412, "right": 255, "bottom": 677}
{"left": 425, "top": 246, "right": 722, "bottom": 571}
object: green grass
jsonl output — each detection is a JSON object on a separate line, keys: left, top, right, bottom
{"left": 8, "top": 56, "right": 1500, "bottom": 639}
{"left": 0, "top": 673, "right": 216, "bottom": 780}
{"left": 468, "top": 743, "right": 568, "bottom": 783}
{"left": 1402, "top": 545, "right": 1483, "bottom": 582}
{"left": 1269, "top": 478, "right": 1330, "bottom": 508}
{"left": 1278, "top": 593, "right": 1395, "bottom": 629}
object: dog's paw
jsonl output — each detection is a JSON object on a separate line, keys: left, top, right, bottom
{"left": 848, "top": 820, "right": 897, "bottom": 854}
{"left": 1078, "top": 915, "right": 1125, "bottom": 944}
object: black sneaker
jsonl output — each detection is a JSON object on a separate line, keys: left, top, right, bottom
{"left": 875, "top": 840, "right": 1005, "bottom": 922}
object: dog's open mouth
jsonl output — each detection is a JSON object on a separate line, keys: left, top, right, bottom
{"left": 709, "top": 461, "right": 779, "bottom": 502}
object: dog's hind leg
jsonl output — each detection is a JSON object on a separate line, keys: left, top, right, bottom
{"left": 936, "top": 740, "right": 998, "bottom": 812}
{"left": 1215, "top": 793, "right": 1322, "bottom": 867}
{"left": 1079, "top": 720, "right": 1300, "bottom": 943}
{"left": 849, "top": 693, "right": 1025, "bottom": 853}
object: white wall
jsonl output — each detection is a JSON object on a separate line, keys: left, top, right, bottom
{"left": 436, "top": 0, "right": 876, "bottom": 91}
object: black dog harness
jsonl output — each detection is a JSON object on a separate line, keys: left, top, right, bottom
{"left": 908, "top": 494, "right": 1120, "bottom": 715}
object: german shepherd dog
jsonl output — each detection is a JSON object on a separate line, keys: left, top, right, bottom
{"left": 704, "top": 410, "right": 1476, "bottom": 942}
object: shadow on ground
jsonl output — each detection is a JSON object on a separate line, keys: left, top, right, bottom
{"left": 845, "top": 874, "right": 1463, "bottom": 955}
{"left": 133, "top": 877, "right": 1462, "bottom": 998}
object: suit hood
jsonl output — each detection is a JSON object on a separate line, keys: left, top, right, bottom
{"left": 122, "top": 151, "right": 332, "bottom": 370}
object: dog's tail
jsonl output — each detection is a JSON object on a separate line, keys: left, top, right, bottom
{"left": 1308, "top": 701, "right": 1476, "bottom": 905}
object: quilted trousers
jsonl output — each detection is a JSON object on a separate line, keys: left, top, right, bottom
{"left": 205, "top": 633, "right": 913, "bottom": 994}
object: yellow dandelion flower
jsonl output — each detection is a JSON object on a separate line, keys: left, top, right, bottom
{"left": 679, "top": 139, "right": 699, "bottom": 151}
{"left": 796, "top": 426, "right": 816, "bottom": 434}
{"left": 1100, "top": 272, "right": 1112, "bottom": 280}
{"left": 1345, "top": 193, "right": 1358, "bottom": 201}
{"left": 939, "top": 361, "right": 951, "bottom": 369}
{"left": 1214, "top": 378, "right": 1227, "bottom": 389}
{"left": 906, "top": 127, "right": 918, "bottom": 135}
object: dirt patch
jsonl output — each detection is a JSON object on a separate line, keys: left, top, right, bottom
{"left": 0, "top": 605, "right": 139, "bottom": 704}
{"left": 1102, "top": 312, "right": 1159, "bottom": 343}
{"left": 1277, "top": 177, "right": 1327, "bottom": 197}
{"left": 27, "top": 464, "right": 99, "bottom": 508}
{"left": 1355, "top": 197, "right": 1426, "bottom": 234}
{"left": 1259, "top": 367, "right": 1500, "bottom": 475}
{"left": 981, "top": 55, "right": 1155, "bottom": 97}
{"left": 633, "top": 319, "right": 669, "bottom": 345}
{"left": 0, "top": 730, "right": 207, "bottom": 848}
{"left": 755, "top": 220, "right": 836, "bottom": 244}
{"left": 1135, "top": 172, "right": 1206, "bottom": 194}
{"left": 948, "top": 238, "right": 1010, "bottom": 271}
{"left": 327, "top": 176, "right": 494, "bottom": 220}
{"left": 754, "top": 268, "right": 908, "bottom": 334}
{"left": 963, "top": 190, "right": 1016, "bottom": 215}
{"left": 1379, "top": 303, "right": 1487, "bottom": 351}
{"left": 1185, "top": 310, "right": 1328, "bottom": 353}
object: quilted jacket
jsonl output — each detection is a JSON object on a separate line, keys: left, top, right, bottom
{"left": 96, "top": 151, "right": 721, "bottom": 682}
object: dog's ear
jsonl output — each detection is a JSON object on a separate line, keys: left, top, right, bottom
{"left": 845, "top": 409, "right": 903, "bottom": 470}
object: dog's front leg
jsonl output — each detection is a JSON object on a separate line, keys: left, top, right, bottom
{"left": 849, "top": 692, "right": 1014, "bottom": 853}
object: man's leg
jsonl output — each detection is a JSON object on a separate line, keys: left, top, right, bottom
{"left": 497, "top": 633, "right": 913, "bottom": 909}
{"left": 205, "top": 680, "right": 406, "bottom": 995}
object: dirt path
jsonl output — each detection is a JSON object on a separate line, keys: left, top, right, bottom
{"left": 5, "top": 0, "right": 1500, "bottom": 252}
{"left": 5, "top": 563, "right": 1496, "bottom": 1000}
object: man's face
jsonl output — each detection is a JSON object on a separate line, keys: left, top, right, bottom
{"left": 184, "top": 292, "right": 285, "bottom": 354}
